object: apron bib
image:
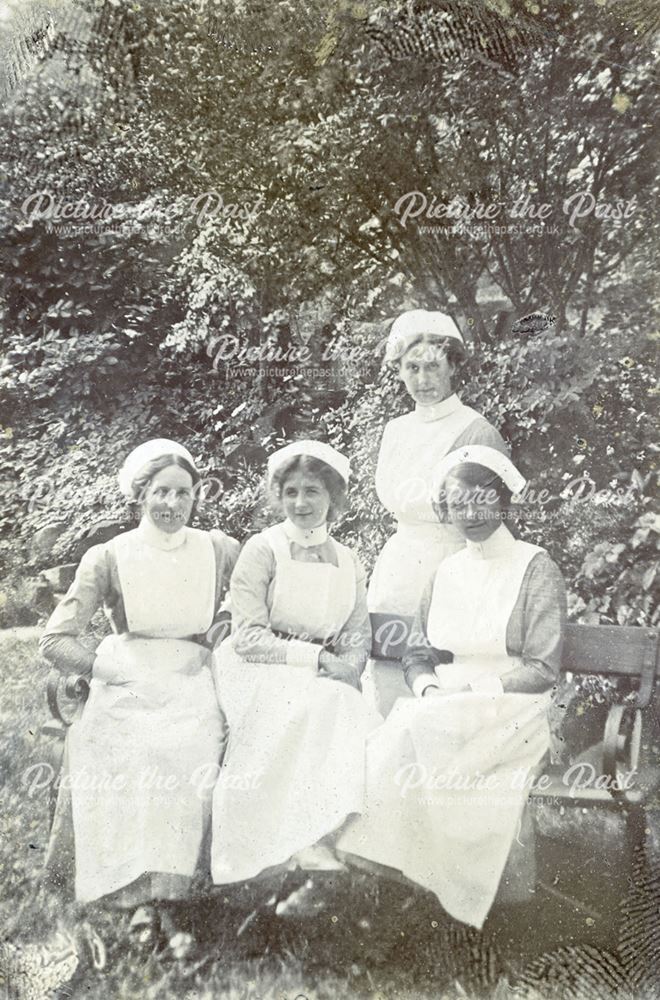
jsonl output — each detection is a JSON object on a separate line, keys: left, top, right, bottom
{"left": 266, "top": 523, "right": 356, "bottom": 639}
{"left": 211, "top": 525, "right": 378, "bottom": 884}
{"left": 368, "top": 403, "right": 481, "bottom": 616}
{"left": 114, "top": 527, "right": 215, "bottom": 636}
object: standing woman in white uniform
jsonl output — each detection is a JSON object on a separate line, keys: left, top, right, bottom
{"left": 40, "top": 439, "right": 239, "bottom": 937}
{"left": 365, "top": 310, "right": 509, "bottom": 717}
{"left": 339, "top": 446, "right": 567, "bottom": 929}
{"left": 211, "top": 440, "right": 377, "bottom": 888}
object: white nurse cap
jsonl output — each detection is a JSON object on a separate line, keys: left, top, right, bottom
{"left": 385, "top": 309, "right": 464, "bottom": 363}
{"left": 431, "top": 445, "right": 527, "bottom": 498}
{"left": 118, "top": 438, "right": 197, "bottom": 497}
{"left": 267, "top": 439, "right": 351, "bottom": 485}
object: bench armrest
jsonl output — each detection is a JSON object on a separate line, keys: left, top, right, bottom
{"left": 46, "top": 668, "right": 90, "bottom": 727}
{"left": 602, "top": 704, "right": 642, "bottom": 798}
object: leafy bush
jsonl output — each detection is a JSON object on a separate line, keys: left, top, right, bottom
{"left": 572, "top": 510, "right": 659, "bottom": 627}
{"left": 318, "top": 310, "right": 658, "bottom": 626}
{"left": 0, "top": 0, "right": 657, "bottom": 632}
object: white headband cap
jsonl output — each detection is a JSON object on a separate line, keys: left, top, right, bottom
{"left": 385, "top": 309, "right": 464, "bottom": 363}
{"left": 267, "top": 439, "right": 350, "bottom": 486}
{"left": 118, "top": 438, "right": 197, "bottom": 498}
{"left": 431, "top": 445, "right": 526, "bottom": 498}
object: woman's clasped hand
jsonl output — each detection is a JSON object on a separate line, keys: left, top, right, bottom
{"left": 318, "top": 648, "right": 363, "bottom": 689}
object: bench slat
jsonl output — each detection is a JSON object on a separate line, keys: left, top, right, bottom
{"left": 370, "top": 616, "right": 659, "bottom": 704}
{"left": 562, "top": 624, "right": 658, "bottom": 677}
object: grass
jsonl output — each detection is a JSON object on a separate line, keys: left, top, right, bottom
{"left": 0, "top": 632, "right": 655, "bottom": 1000}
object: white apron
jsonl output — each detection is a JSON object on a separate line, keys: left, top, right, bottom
{"left": 367, "top": 401, "right": 481, "bottom": 617}
{"left": 67, "top": 528, "right": 224, "bottom": 903}
{"left": 211, "top": 525, "right": 379, "bottom": 884}
{"left": 339, "top": 532, "right": 550, "bottom": 928}
{"left": 364, "top": 402, "right": 480, "bottom": 716}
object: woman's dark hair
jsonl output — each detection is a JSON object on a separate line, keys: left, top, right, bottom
{"left": 270, "top": 455, "right": 347, "bottom": 524}
{"left": 432, "top": 461, "right": 512, "bottom": 523}
{"left": 128, "top": 454, "right": 201, "bottom": 523}
{"left": 397, "top": 334, "right": 466, "bottom": 370}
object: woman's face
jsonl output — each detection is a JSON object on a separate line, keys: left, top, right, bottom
{"left": 142, "top": 464, "right": 194, "bottom": 533}
{"left": 281, "top": 470, "right": 331, "bottom": 530}
{"left": 444, "top": 471, "right": 503, "bottom": 543}
{"left": 399, "top": 340, "right": 455, "bottom": 406}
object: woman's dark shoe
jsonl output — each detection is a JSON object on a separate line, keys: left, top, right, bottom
{"left": 291, "top": 842, "right": 347, "bottom": 872}
{"left": 127, "top": 905, "right": 160, "bottom": 948}
{"left": 275, "top": 877, "right": 330, "bottom": 918}
{"left": 76, "top": 922, "right": 107, "bottom": 970}
{"left": 155, "top": 906, "right": 197, "bottom": 963}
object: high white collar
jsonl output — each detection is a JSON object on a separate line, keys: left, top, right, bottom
{"left": 282, "top": 518, "right": 329, "bottom": 548}
{"left": 414, "top": 393, "right": 462, "bottom": 424}
{"left": 464, "top": 522, "right": 515, "bottom": 560}
{"left": 137, "top": 517, "right": 188, "bottom": 551}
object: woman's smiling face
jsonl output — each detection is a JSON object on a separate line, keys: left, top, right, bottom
{"left": 399, "top": 339, "right": 455, "bottom": 406}
{"left": 281, "top": 470, "right": 331, "bottom": 530}
{"left": 142, "top": 464, "right": 194, "bottom": 533}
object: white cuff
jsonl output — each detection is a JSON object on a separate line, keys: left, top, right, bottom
{"left": 412, "top": 674, "right": 441, "bottom": 699}
{"left": 468, "top": 675, "right": 504, "bottom": 696}
{"left": 285, "top": 640, "right": 321, "bottom": 671}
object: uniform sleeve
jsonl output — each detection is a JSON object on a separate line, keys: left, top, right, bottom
{"left": 374, "top": 420, "right": 395, "bottom": 512}
{"left": 403, "top": 575, "right": 452, "bottom": 697}
{"left": 332, "top": 552, "right": 372, "bottom": 675}
{"left": 501, "top": 552, "right": 567, "bottom": 692}
{"left": 229, "top": 534, "right": 321, "bottom": 671}
{"left": 38, "top": 545, "right": 111, "bottom": 674}
{"left": 210, "top": 529, "right": 241, "bottom": 616}
{"left": 453, "top": 416, "right": 509, "bottom": 456}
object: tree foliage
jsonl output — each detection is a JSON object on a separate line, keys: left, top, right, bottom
{"left": 0, "top": 0, "right": 657, "bottom": 627}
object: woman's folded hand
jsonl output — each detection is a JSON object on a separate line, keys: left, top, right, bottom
{"left": 317, "top": 650, "right": 361, "bottom": 691}
{"left": 424, "top": 683, "right": 471, "bottom": 697}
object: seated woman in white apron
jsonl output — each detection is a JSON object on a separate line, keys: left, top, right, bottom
{"left": 39, "top": 439, "right": 239, "bottom": 935}
{"left": 365, "top": 310, "right": 509, "bottom": 718}
{"left": 339, "top": 446, "right": 567, "bottom": 929}
{"left": 211, "top": 440, "right": 378, "bottom": 889}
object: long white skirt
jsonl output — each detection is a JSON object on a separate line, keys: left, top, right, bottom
{"left": 211, "top": 638, "right": 379, "bottom": 884}
{"left": 338, "top": 691, "right": 550, "bottom": 928}
{"left": 367, "top": 523, "right": 463, "bottom": 618}
{"left": 67, "top": 634, "right": 225, "bottom": 903}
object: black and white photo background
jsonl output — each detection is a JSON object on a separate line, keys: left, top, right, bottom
{"left": 0, "top": 1, "right": 658, "bottom": 998}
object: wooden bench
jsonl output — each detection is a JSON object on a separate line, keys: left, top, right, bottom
{"left": 46, "top": 616, "right": 659, "bottom": 787}
{"left": 42, "top": 614, "right": 658, "bottom": 930}
{"left": 370, "top": 614, "right": 658, "bottom": 804}
{"left": 370, "top": 613, "right": 660, "bottom": 923}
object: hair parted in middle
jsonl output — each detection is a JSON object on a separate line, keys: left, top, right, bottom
{"left": 394, "top": 333, "right": 466, "bottom": 370}
{"left": 431, "top": 461, "right": 512, "bottom": 524}
{"left": 269, "top": 454, "right": 347, "bottom": 523}
{"left": 128, "top": 453, "right": 202, "bottom": 522}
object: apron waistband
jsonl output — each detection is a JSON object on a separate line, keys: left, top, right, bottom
{"left": 272, "top": 629, "right": 336, "bottom": 654}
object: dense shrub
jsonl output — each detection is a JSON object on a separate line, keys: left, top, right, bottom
{"left": 2, "top": 300, "right": 656, "bottom": 631}
{"left": 0, "top": 0, "right": 657, "bottom": 630}
{"left": 321, "top": 312, "right": 658, "bottom": 626}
